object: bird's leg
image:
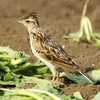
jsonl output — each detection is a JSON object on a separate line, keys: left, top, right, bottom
{"left": 46, "top": 58, "right": 61, "bottom": 84}
{"left": 48, "top": 57, "right": 62, "bottom": 84}
{"left": 52, "top": 72, "right": 59, "bottom": 81}
{"left": 34, "top": 49, "right": 61, "bottom": 84}
{"left": 51, "top": 72, "right": 62, "bottom": 86}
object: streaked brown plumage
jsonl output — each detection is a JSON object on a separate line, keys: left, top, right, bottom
{"left": 18, "top": 12, "right": 92, "bottom": 83}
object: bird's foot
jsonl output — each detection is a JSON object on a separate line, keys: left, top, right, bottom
{"left": 51, "top": 73, "right": 64, "bottom": 86}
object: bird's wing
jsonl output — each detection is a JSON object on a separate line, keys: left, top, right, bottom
{"left": 41, "top": 33, "right": 77, "bottom": 66}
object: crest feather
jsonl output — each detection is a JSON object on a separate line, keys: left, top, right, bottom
{"left": 20, "top": 12, "right": 40, "bottom": 26}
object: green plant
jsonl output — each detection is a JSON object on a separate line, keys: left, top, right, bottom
{"left": 64, "top": 16, "right": 100, "bottom": 47}
{"left": 64, "top": 0, "right": 100, "bottom": 48}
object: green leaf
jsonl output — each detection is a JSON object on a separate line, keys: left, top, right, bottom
{"left": 95, "top": 39, "right": 100, "bottom": 48}
{"left": 0, "top": 46, "right": 17, "bottom": 58}
{"left": 33, "top": 60, "right": 45, "bottom": 67}
{"left": 92, "top": 92, "right": 100, "bottom": 100}
{"left": 0, "top": 54, "right": 11, "bottom": 61}
{"left": 80, "top": 16, "right": 93, "bottom": 42}
{"left": 73, "top": 91, "right": 84, "bottom": 100}
{"left": 8, "top": 96, "right": 33, "bottom": 100}
{"left": 16, "top": 76, "right": 58, "bottom": 94}
{"left": 87, "top": 69, "right": 100, "bottom": 82}
{"left": 3, "top": 73, "right": 14, "bottom": 81}
{"left": 11, "top": 58, "right": 27, "bottom": 65}
{"left": 64, "top": 73, "right": 93, "bottom": 84}
{"left": 65, "top": 16, "right": 100, "bottom": 48}
{"left": 0, "top": 61, "right": 10, "bottom": 72}
{"left": 0, "top": 88, "right": 61, "bottom": 100}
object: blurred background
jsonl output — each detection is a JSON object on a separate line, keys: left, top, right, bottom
{"left": 0, "top": 0, "right": 100, "bottom": 68}
{"left": 0, "top": 0, "right": 100, "bottom": 99}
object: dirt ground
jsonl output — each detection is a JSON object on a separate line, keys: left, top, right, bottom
{"left": 0, "top": 0, "right": 100, "bottom": 99}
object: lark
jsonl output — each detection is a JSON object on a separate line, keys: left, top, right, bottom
{"left": 18, "top": 12, "right": 92, "bottom": 83}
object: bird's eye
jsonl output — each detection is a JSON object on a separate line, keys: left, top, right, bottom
{"left": 26, "top": 20, "right": 30, "bottom": 23}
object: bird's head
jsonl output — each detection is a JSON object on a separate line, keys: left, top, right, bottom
{"left": 18, "top": 12, "right": 40, "bottom": 29}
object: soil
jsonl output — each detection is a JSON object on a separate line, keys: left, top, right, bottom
{"left": 0, "top": 0, "right": 100, "bottom": 99}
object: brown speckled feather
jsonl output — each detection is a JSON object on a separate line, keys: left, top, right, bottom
{"left": 35, "top": 29, "right": 78, "bottom": 67}
{"left": 18, "top": 12, "right": 93, "bottom": 83}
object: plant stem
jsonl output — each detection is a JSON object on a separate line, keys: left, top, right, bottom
{"left": 82, "top": 0, "right": 90, "bottom": 17}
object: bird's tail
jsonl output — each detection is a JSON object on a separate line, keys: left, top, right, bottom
{"left": 64, "top": 58, "right": 93, "bottom": 83}
{"left": 78, "top": 70, "right": 93, "bottom": 84}
{"left": 58, "top": 57, "right": 93, "bottom": 83}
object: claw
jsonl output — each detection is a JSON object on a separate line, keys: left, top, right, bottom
{"left": 51, "top": 72, "right": 63, "bottom": 86}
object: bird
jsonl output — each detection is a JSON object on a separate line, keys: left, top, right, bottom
{"left": 18, "top": 12, "right": 93, "bottom": 83}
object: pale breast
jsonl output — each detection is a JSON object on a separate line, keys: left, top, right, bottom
{"left": 32, "top": 38, "right": 42, "bottom": 49}
{"left": 29, "top": 35, "right": 44, "bottom": 56}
